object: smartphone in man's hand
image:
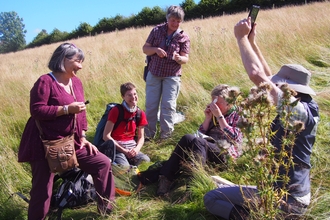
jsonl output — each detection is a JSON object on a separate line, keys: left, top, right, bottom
{"left": 248, "top": 5, "right": 260, "bottom": 37}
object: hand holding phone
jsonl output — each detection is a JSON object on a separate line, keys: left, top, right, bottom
{"left": 248, "top": 5, "right": 260, "bottom": 37}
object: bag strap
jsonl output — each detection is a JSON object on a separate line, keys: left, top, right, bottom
{"left": 113, "top": 104, "right": 124, "bottom": 131}
{"left": 146, "top": 28, "right": 183, "bottom": 65}
{"left": 166, "top": 28, "right": 182, "bottom": 45}
{"left": 135, "top": 108, "right": 141, "bottom": 127}
{"left": 112, "top": 104, "right": 141, "bottom": 131}
{"left": 35, "top": 82, "right": 77, "bottom": 139}
{"left": 173, "top": 28, "right": 182, "bottom": 38}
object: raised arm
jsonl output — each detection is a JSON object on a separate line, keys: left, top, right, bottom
{"left": 248, "top": 23, "right": 272, "bottom": 77}
{"left": 234, "top": 18, "right": 281, "bottom": 105}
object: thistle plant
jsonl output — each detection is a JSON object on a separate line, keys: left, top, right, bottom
{"left": 237, "top": 82, "right": 303, "bottom": 219}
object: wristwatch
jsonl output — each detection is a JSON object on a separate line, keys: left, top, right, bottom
{"left": 217, "top": 115, "right": 224, "bottom": 120}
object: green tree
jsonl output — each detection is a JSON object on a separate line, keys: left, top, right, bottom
{"left": 134, "top": 6, "right": 165, "bottom": 27}
{"left": 49, "top": 28, "right": 69, "bottom": 43}
{"left": 0, "top": 11, "right": 26, "bottom": 53}
{"left": 93, "top": 17, "right": 112, "bottom": 34}
{"left": 181, "top": 0, "right": 198, "bottom": 20}
{"left": 198, "top": 0, "right": 230, "bottom": 17}
{"left": 69, "top": 22, "right": 93, "bottom": 39}
{"left": 26, "top": 29, "right": 49, "bottom": 48}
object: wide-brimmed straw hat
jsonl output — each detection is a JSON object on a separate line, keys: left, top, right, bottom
{"left": 270, "top": 64, "right": 316, "bottom": 95}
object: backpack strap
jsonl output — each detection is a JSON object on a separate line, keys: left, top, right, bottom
{"left": 113, "top": 104, "right": 125, "bottom": 131}
{"left": 113, "top": 104, "right": 142, "bottom": 131}
{"left": 173, "top": 28, "right": 182, "bottom": 38}
{"left": 135, "top": 108, "right": 141, "bottom": 127}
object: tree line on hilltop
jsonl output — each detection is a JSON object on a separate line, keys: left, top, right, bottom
{"left": 0, "top": 0, "right": 323, "bottom": 54}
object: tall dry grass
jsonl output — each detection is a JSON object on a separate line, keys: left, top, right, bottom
{"left": 0, "top": 2, "right": 330, "bottom": 219}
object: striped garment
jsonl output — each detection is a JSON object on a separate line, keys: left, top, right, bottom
{"left": 146, "top": 22, "right": 190, "bottom": 77}
{"left": 198, "top": 110, "right": 243, "bottom": 159}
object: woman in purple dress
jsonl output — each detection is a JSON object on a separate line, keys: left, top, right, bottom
{"left": 18, "top": 43, "right": 115, "bottom": 219}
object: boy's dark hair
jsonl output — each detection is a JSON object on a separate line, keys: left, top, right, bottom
{"left": 120, "top": 82, "right": 136, "bottom": 97}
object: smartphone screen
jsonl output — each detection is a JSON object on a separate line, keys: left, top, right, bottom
{"left": 248, "top": 5, "right": 260, "bottom": 23}
{"left": 248, "top": 5, "right": 260, "bottom": 36}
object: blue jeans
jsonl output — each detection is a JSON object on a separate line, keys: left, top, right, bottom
{"left": 145, "top": 72, "right": 181, "bottom": 139}
{"left": 115, "top": 152, "right": 150, "bottom": 167}
{"left": 98, "top": 140, "right": 150, "bottom": 167}
{"left": 160, "top": 134, "right": 225, "bottom": 181}
{"left": 204, "top": 185, "right": 257, "bottom": 219}
{"left": 204, "top": 185, "right": 308, "bottom": 219}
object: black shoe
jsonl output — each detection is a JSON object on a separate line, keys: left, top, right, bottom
{"left": 144, "top": 137, "right": 152, "bottom": 143}
{"left": 157, "top": 175, "right": 172, "bottom": 196}
{"left": 97, "top": 202, "right": 113, "bottom": 216}
{"left": 229, "top": 205, "right": 249, "bottom": 220}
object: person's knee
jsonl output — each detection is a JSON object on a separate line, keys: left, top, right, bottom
{"left": 179, "top": 134, "right": 195, "bottom": 145}
{"left": 101, "top": 154, "right": 112, "bottom": 168}
{"left": 141, "top": 154, "right": 150, "bottom": 163}
{"left": 203, "top": 191, "right": 214, "bottom": 207}
{"left": 191, "top": 138, "right": 206, "bottom": 156}
{"left": 133, "top": 154, "right": 150, "bottom": 166}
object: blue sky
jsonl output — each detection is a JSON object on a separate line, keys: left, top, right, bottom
{"left": 2, "top": 0, "right": 196, "bottom": 44}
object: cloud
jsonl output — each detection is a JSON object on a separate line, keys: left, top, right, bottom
{"left": 34, "top": 28, "right": 42, "bottom": 34}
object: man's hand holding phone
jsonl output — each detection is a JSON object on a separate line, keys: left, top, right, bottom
{"left": 248, "top": 5, "right": 260, "bottom": 37}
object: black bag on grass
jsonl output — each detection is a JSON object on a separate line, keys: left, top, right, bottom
{"left": 51, "top": 168, "right": 96, "bottom": 219}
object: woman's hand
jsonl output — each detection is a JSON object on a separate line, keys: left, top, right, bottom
{"left": 68, "top": 102, "right": 86, "bottom": 114}
{"left": 209, "top": 102, "right": 223, "bottom": 118}
{"left": 204, "top": 104, "right": 213, "bottom": 119}
{"left": 81, "top": 138, "right": 98, "bottom": 155}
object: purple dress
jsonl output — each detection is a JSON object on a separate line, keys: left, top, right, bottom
{"left": 18, "top": 73, "right": 87, "bottom": 162}
{"left": 18, "top": 73, "right": 115, "bottom": 219}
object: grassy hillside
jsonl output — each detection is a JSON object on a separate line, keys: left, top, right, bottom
{"left": 0, "top": 2, "right": 329, "bottom": 219}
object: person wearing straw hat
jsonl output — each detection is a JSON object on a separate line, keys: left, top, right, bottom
{"left": 204, "top": 18, "right": 319, "bottom": 219}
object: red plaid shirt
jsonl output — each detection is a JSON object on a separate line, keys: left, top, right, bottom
{"left": 199, "top": 110, "right": 243, "bottom": 159}
{"left": 146, "top": 23, "right": 190, "bottom": 77}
